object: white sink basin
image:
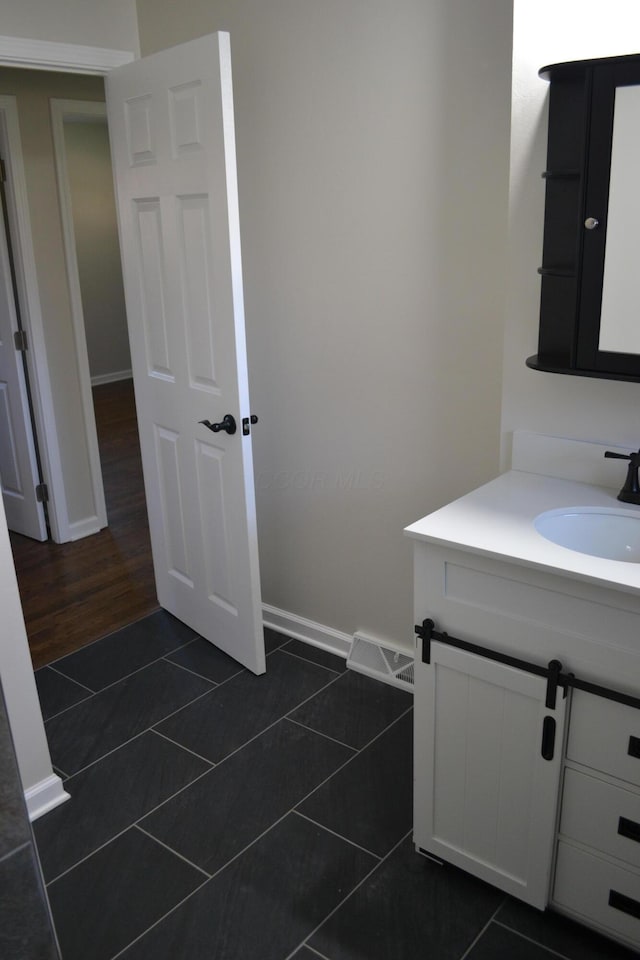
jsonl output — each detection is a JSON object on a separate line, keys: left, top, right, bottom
{"left": 535, "top": 507, "right": 640, "bottom": 562}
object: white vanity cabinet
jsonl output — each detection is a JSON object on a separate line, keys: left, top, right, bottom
{"left": 554, "top": 692, "right": 640, "bottom": 946}
{"left": 407, "top": 472, "right": 640, "bottom": 953}
{"left": 414, "top": 636, "right": 566, "bottom": 909}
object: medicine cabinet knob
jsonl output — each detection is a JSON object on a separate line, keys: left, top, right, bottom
{"left": 584, "top": 216, "right": 599, "bottom": 230}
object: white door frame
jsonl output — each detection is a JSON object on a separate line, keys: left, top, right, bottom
{"left": 0, "top": 36, "right": 134, "bottom": 542}
{"left": 50, "top": 98, "right": 110, "bottom": 534}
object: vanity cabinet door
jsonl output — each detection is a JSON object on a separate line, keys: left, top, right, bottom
{"left": 414, "top": 639, "right": 566, "bottom": 909}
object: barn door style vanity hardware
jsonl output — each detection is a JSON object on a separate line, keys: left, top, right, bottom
{"left": 414, "top": 612, "right": 640, "bottom": 938}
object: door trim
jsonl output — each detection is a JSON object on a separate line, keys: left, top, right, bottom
{"left": 0, "top": 35, "right": 134, "bottom": 74}
{"left": 50, "top": 98, "right": 109, "bottom": 534}
{"left": 0, "top": 96, "right": 68, "bottom": 541}
{"left": 0, "top": 39, "right": 134, "bottom": 541}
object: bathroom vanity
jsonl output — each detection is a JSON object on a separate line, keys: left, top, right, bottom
{"left": 406, "top": 445, "right": 640, "bottom": 951}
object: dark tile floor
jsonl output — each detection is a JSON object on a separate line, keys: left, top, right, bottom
{"left": 32, "top": 612, "right": 638, "bottom": 960}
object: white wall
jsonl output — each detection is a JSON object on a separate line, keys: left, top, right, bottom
{"left": 136, "top": 0, "right": 514, "bottom": 650}
{"left": 501, "top": 0, "right": 640, "bottom": 464}
{"left": 0, "top": 0, "right": 139, "bottom": 55}
{"left": 64, "top": 120, "right": 131, "bottom": 382}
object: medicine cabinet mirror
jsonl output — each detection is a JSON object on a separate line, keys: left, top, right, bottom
{"left": 527, "top": 53, "right": 640, "bottom": 382}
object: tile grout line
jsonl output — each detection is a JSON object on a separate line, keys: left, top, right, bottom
{"left": 42, "top": 685, "right": 412, "bottom": 891}
{"left": 301, "top": 946, "right": 333, "bottom": 960}
{"left": 134, "top": 824, "right": 212, "bottom": 879}
{"left": 457, "top": 901, "right": 506, "bottom": 960}
{"left": 293, "top": 809, "right": 382, "bottom": 861}
{"left": 53, "top": 682, "right": 217, "bottom": 780}
{"left": 135, "top": 662, "right": 347, "bottom": 793}
{"left": 37, "top": 609, "right": 182, "bottom": 670}
{"left": 140, "top": 691, "right": 416, "bottom": 881}
{"left": 108, "top": 872, "right": 212, "bottom": 960}
{"left": 160, "top": 656, "right": 223, "bottom": 686}
{"left": 284, "top": 828, "right": 415, "bottom": 960}
{"left": 41, "top": 762, "right": 216, "bottom": 887}
{"left": 43, "top": 654, "right": 213, "bottom": 725}
{"left": 103, "top": 805, "right": 322, "bottom": 960}
{"left": 139, "top": 693, "right": 405, "bottom": 901}
{"left": 46, "top": 663, "right": 96, "bottom": 695}
{"left": 180, "top": 666, "right": 348, "bottom": 770}
{"left": 284, "top": 715, "right": 358, "bottom": 752}
{"left": 278, "top": 646, "right": 344, "bottom": 674}
{"left": 149, "top": 728, "right": 217, "bottom": 768}
{"left": 289, "top": 702, "right": 414, "bottom": 759}
{"left": 287, "top": 707, "right": 415, "bottom": 823}
{"left": 492, "top": 920, "right": 577, "bottom": 960}
{"left": 45, "top": 824, "right": 144, "bottom": 887}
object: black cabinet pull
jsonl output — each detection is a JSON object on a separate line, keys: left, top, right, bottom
{"left": 541, "top": 716, "right": 556, "bottom": 761}
{"left": 628, "top": 736, "right": 640, "bottom": 759}
{"left": 609, "top": 889, "right": 640, "bottom": 921}
{"left": 618, "top": 816, "right": 640, "bottom": 844}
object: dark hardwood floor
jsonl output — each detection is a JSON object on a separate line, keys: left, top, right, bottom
{"left": 10, "top": 379, "right": 158, "bottom": 669}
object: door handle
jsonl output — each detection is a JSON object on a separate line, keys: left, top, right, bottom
{"left": 199, "top": 414, "right": 237, "bottom": 435}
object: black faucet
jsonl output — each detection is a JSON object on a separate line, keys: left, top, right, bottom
{"left": 604, "top": 449, "right": 640, "bottom": 504}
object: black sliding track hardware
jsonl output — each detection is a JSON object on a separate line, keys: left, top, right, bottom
{"left": 629, "top": 736, "right": 640, "bottom": 759}
{"left": 415, "top": 618, "right": 566, "bottom": 712}
{"left": 415, "top": 618, "right": 640, "bottom": 713}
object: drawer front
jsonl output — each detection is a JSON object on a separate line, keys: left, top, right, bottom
{"left": 567, "top": 690, "right": 640, "bottom": 787}
{"left": 554, "top": 841, "right": 640, "bottom": 948}
{"left": 561, "top": 768, "right": 640, "bottom": 870}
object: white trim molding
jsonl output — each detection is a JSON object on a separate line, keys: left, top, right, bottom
{"left": 0, "top": 96, "right": 69, "bottom": 542}
{"left": 50, "top": 98, "right": 108, "bottom": 535}
{"left": 0, "top": 35, "right": 134, "bottom": 75}
{"left": 25, "top": 772, "right": 69, "bottom": 821}
{"left": 91, "top": 369, "right": 133, "bottom": 387}
{"left": 262, "top": 604, "right": 350, "bottom": 660}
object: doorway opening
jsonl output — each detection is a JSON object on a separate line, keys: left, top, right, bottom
{"left": 0, "top": 69, "right": 157, "bottom": 667}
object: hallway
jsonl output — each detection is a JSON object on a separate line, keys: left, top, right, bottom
{"left": 10, "top": 380, "right": 157, "bottom": 668}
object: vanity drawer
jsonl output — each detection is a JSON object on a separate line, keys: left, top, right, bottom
{"left": 561, "top": 768, "right": 640, "bottom": 870}
{"left": 554, "top": 841, "right": 640, "bottom": 948}
{"left": 567, "top": 691, "right": 640, "bottom": 787}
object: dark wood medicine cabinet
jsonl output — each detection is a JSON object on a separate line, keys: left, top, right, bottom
{"left": 528, "top": 53, "right": 640, "bottom": 383}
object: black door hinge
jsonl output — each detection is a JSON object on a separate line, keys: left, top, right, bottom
{"left": 14, "top": 329, "right": 27, "bottom": 351}
{"left": 0, "top": 159, "right": 6, "bottom": 183}
{"left": 35, "top": 483, "right": 48, "bottom": 503}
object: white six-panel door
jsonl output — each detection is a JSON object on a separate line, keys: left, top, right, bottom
{"left": 106, "top": 33, "right": 264, "bottom": 674}
{"left": 0, "top": 175, "right": 47, "bottom": 542}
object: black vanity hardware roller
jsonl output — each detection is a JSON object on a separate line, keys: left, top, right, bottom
{"left": 618, "top": 817, "right": 640, "bottom": 844}
{"left": 609, "top": 889, "right": 640, "bottom": 921}
{"left": 629, "top": 736, "right": 640, "bottom": 759}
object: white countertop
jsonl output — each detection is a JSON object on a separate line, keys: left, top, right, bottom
{"left": 404, "top": 470, "right": 640, "bottom": 595}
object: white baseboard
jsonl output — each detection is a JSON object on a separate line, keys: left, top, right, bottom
{"left": 68, "top": 514, "right": 106, "bottom": 541}
{"left": 91, "top": 369, "right": 133, "bottom": 387}
{"left": 262, "top": 604, "right": 350, "bottom": 659}
{"left": 25, "top": 773, "right": 70, "bottom": 822}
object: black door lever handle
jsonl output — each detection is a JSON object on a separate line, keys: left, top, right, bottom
{"left": 199, "top": 414, "right": 237, "bottom": 435}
